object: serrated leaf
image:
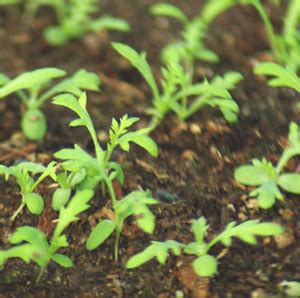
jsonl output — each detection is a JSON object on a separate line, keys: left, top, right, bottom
{"left": 191, "top": 217, "right": 208, "bottom": 243}
{"left": 0, "top": 68, "right": 66, "bottom": 98}
{"left": 86, "top": 219, "right": 116, "bottom": 250}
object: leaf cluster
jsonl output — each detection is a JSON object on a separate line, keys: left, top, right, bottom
{"left": 126, "top": 216, "right": 283, "bottom": 277}
{"left": 235, "top": 122, "right": 300, "bottom": 209}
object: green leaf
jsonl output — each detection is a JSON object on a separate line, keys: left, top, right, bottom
{"left": 150, "top": 3, "right": 188, "bottom": 25}
{"left": 234, "top": 165, "right": 272, "bottom": 186}
{"left": 126, "top": 240, "right": 183, "bottom": 269}
{"left": 86, "top": 219, "right": 116, "bottom": 250}
{"left": 51, "top": 254, "right": 73, "bottom": 268}
{"left": 89, "top": 15, "right": 130, "bottom": 32}
{"left": 0, "top": 73, "right": 10, "bottom": 87}
{"left": 192, "top": 255, "right": 218, "bottom": 277}
{"left": 254, "top": 63, "right": 300, "bottom": 92}
{"left": 54, "top": 190, "right": 94, "bottom": 237}
{"left": 278, "top": 173, "right": 300, "bottom": 194}
{"left": 25, "top": 193, "right": 44, "bottom": 215}
{"left": 191, "top": 217, "right": 208, "bottom": 243}
{"left": 112, "top": 43, "right": 159, "bottom": 100}
{"left": 0, "top": 68, "right": 66, "bottom": 98}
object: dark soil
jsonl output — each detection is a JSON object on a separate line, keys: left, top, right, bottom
{"left": 0, "top": 0, "right": 299, "bottom": 297}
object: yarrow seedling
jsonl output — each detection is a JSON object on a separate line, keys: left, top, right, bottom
{"left": 149, "top": 3, "right": 218, "bottom": 69}
{"left": 52, "top": 92, "right": 159, "bottom": 259}
{"left": 0, "top": 68, "right": 100, "bottom": 140}
{"left": 126, "top": 216, "right": 284, "bottom": 277}
{"left": 113, "top": 42, "right": 242, "bottom": 131}
{"left": 235, "top": 122, "right": 300, "bottom": 209}
{"left": 0, "top": 190, "right": 94, "bottom": 283}
{"left": 43, "top": 0, "right": 130, "bottom": 46}
{"left": 0, "top": 161, "right": 57, "bottom": 220}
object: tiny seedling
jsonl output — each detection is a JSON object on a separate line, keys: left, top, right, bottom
{"left": 254, "top": 62, "right": 300, "bottom": 108}
{"left": 240, "top": 0, "right": 300, "bottom": 73}
{"left": 126, "top": 216, "right": 284, "bottom": 277}
{"left": 0, "top": 68, "right": 100, "bottom": 140}
{"left": 43, "top": 0, "right": 130, "bottom": 46}
{"left": 51, "top": 169, "right": 86, "bottom": 211}
{"left": 113, "top": 43, "right": 242, "bottom": 131}
{"left": 235, "top": 122, "right": 300, "bottom": 209}
{"left": 0, "top": 161, "right": 57, "bottom": 220}
{"left": 86, "top": 190, "right": 158, "bottom": 261}
{"left": 52, "top": 92, "right": 158, "bottom": 259}
{"left": 150, "top": 3, "right": 218, "bottom": 69}
{"left": 0, "top": 190, "right": 94, "bottom": 283}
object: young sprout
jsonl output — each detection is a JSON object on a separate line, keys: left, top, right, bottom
{"left": 52, "top": 92, "right": 158, "bottom": 259}
{"left": 51, "top": 169, "right": 86, "bottom": 211}
{"left": 0, "top": 190, "right": 94, "bottom": 283}
{"left": 0, "top": 161, "right": 57, "bottom": 220}
{"left": 241, "top": 0, "right": 300, "bottom": 73}
{"left": 86, "top": 190, "right": 158, "bottom": 261}
{"left": 43, "top": 0, "right": 130, "bottom": 46}
{"left": 0, "top": 68, "right": 100, "bottom": 140}
{"left": 113, "top": 43, "right": 242, "bottom": 131}
{"left": 235, "top": 122, "right": 300, "bottom": 209}
{"left": 149, "top": 3, "right": 218, "bottom": 70}
{"left": 126, "top": 216, "right": 284, "bottom": 277}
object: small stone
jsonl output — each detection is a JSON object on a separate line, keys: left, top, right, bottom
{"left": 274, "top": 228, "right": 295, "bottom": 249}
{"left": 189, "top": 123, "right": 202, "bottom": 135}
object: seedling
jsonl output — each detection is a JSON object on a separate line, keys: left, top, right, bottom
{"left": 0, "top": 68, "right": 100, "bottom": 140}
{"left": 113, "top": 43, "right": 242, "bottom": 131}
{"left": 86, "top": 190, "right": 158, "bottom": 261}
{"left": 43, "top": 0, "right": 130, "bottom": 46}
{"left": 150, "top": 3, "right": 218, "bottom": 69}
{"left": 126, "top": 216, "right": 284, "bottom": 277}
{"left": 52, "top": 92, "right": 158, "bottom": 259}
{"left": 51, "top": 169, "right": 86, "bottom": 211}
{"left": 0, "top": 190, "right": 94, "bottom": 283}
{"left": 235, "top": 122, "right": 300, "bottom": 209}
{"left": 0, "top": 161, "right": 57, "bottom": 220}
{"left": 254, "top": 62, "right": 300, "bottom": 108}
{"left": 241, "top": 0, "right": 300, "bottom": 73}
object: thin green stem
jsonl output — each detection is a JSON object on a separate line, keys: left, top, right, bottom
{"left": 35, "top": 264, "right": 48, "bottom": 284}
{"left": 10, "top": 200, "right": 25, "bottom": 221}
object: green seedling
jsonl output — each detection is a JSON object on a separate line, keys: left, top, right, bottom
{"left": 0, "top": 68, "right": 100, "bottom": 140}
{"left": 0, "top": 190, "right": 94, "bottom": 283}
{"left": 0, "top": 161, "right": 57, "bottom": 220}
{"left": 127, "top": 216, "right": 284, "bottom": 277}
{"left": 44, "top": 0, "right": 130, "bottom": 46}
{"left": 51, "top": 169, "right": 86, "bottom": 211}
{"left": 52, "top": 92, "right": 158, "bottom": 259}
{"left": 235, "top": 122, "right": 300, "bottom": 209}
{"left": 86, "top": 190, "right": 158, "bottom": 261}
{"left": 241, "top": 0, "right": 300, "bottom": 73}
{"left": 254, "top": 62, "right": 300, "bottom": 108}
{"left": 113, "top": 43, "right": 242, "bottom": 131}
{"left": 150, "top": 3, "right": 218, "bottom": 69}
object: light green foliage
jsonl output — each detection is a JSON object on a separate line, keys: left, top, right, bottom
{"left": 53, "top": 92, "right": 158, "bottom": 259}
{"left": 0, "top": 190, "right": 94, "bottom": 283}
{"left": 0, "top": 161, "right": 57, "bottom": 220}
{"left": 113, "top": 43, "right": 242, "bottom": 130}
{"left": 86, "top": 190, "right": 158, "bottom": 260}
{"left": 0, "top": 68, "right": 100, "bottom": 140}
{"left": 240, "top": 0, "right": 300, "bottom": 73}
{"left": 51, "top": 169, "right": 86, "bottom": 211}
{"left": 235, "top": 122, "right": 300, "bottom": 209}
{"left": 254, "top": 62, "right": 300, "bottom": 108}
{"left": 43, "top": 0, "right": 130, "bottom": 46}
{"left": 150, "top": 3, "right": 218, "bottom": 67}
{"left": 126, "top": 216, "right": 284, "bottom": 277}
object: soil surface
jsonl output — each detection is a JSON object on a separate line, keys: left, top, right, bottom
{"left": 0, "top": 0, "right": 299, "bottom": 297}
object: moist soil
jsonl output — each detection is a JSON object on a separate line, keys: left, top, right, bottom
{"left": 0, "top": 1, "right": 299, "bottom": 297}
